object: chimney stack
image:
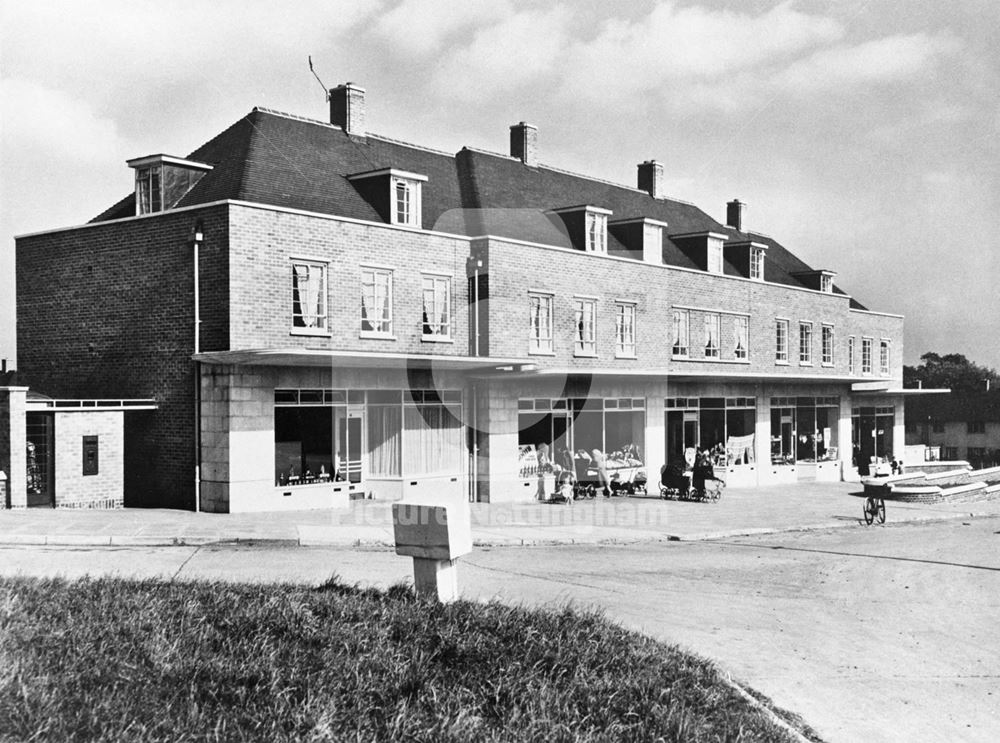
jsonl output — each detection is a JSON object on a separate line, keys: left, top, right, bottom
{"left": 510, "top": 122, "right": 538, "bottom": 166}
{"left": 330, "top": 83, "right": 366, "bottom": 137}
{"left": 637, "top": 160, "right": 665, "bottom": 199}
{"left": 726, "top": 199, "right": 746, "bottom": 232}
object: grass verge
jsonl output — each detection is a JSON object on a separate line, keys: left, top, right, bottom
{"left": 1, "top": 576, "right": 809, "bottom": 742}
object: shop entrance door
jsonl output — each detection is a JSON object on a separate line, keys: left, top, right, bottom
{"left": 338, "top": 413, "right": 363, "bottom": 484}
{"left": 25, "top": 413, "right": 54, "bottom": 507}
{"left": 666, "top": 411, "right": 699, "bottom": 467}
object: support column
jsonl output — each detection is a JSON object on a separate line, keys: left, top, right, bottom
{"left": 645, "top": 393, "right": 665, "bottom": 489}
{"left": 839, "top": 395, "right": 856, "bottom": 482}
{"left": 0, "top": 387, "right": 29, "bottom": 509}
{"left": 755, "top": 393, "right": 771, "bottom": 485}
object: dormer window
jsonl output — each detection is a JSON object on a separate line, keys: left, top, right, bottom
{"left": 586, "top": 211, "right": 607, "bottom": 253}
{"left": 791, "top": 269, "right": 837, "bottom": 293}
{"left": 551, "top": 205, "right": 612, "bottom": 254}
{"left": 126, "top": 154, "right": 212, "bottom": 215}
{"left": 750, "top": 247, "right": 765, "bottom": 280}
{"left": 347, "top": 168, "right": 428, "bottom": 229}
{"left": 672, "top": 231, "right": 729, "bottom": 274}
{"left": 820, "top": 274, "right": 833, "bottom": 293}
{"left": 392, "top": 176, "right": 420, "bottom": 227}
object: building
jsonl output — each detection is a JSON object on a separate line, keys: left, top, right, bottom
{"left": 12, "top": 84, "right": 907, "bottom": 512}
{"left": 906, "top": 391, "right": 1000, "bottom": 469}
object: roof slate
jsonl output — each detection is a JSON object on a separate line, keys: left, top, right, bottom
{"left": 90, "top": 107, "right": 871, "bottom": 306}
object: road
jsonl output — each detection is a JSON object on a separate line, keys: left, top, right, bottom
{"left": 3, "top": 517, "right": 999, "bottom": 742}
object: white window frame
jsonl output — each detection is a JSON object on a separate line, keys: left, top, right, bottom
{"left": 880, "top": 339, "right": 890, "bottom": 376}
{"left": 704, "top": 313, "right": 721, "bottom": 358}
{"left": 529, "top": 293, "right": 554, "bottom": 355}
{"left": 615, "top": 302, "right": 636, "bottom": 358}
{"left": 421, "top": 273, "right": 452, "bottom": 341}
{"left": 734, "top": 316, "right": 749, "bottom": 360}
{"left": 821, "top": 325, "right": 834, "bottom": 366}
{"left": 707, "top": 240, "right": 724, "bottom": 274}
{"left": 361, "top": 266, "right": 394, "bottom": 337}
{"left": 799, "top": 322, "right": 813, "bottom": 365}
{"left": 585, "top": 211, "right": 607, "bottom": 253}
{"left": 672, "top": 309, "right": 690, "bottom": 358}
{"left": 862, "top": 337, "right": 873, "bottom": 375}
{"left": 135, "top": 165, "right": 162, "bottom": 214}
{"left": 291, "top": 259, "right": 329, "bottom": 333}
{"left": 821, "top": 274, "right": 833, "bottom": 293}
{"left": 391, "top": 176, "right": 421, "bottom": 228}
{"left": 750, "top": 247, "right": 764, "bottom": 280}
{"left": 574, "top": 298, "right": 597, "bottom": 356}
{"left": 848, "top": 336, "right": 856, "bottom": 374}
{"left": 775, "top": 319, "right": 789, "bottom": 364}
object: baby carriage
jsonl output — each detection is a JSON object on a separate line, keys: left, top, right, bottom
{"left": 573, "top": 455, "right": 600, "bottom": 499}
{"left": 659, "top": 463, "right": 692, "bottom": 500}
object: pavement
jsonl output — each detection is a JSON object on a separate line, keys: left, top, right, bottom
{"left": 2, "top": 481, "right": 999, "bottom": 548}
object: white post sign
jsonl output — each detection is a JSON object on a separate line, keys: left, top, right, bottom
{"left": 392, "top": 501, "right": 473, "bottom": 603}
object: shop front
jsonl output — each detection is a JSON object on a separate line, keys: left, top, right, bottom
{"left": 665, "top": 396, "right": 758, "bottom": 487}
{"left": 769, "top": 396, "right": 842, "bottom": 482}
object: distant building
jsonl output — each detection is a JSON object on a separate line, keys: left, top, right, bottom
{"left": 906, "top": 391, "right": 1000, "bottom": 469}
{"left": 10, "top": 84, "right": 908, "bottom": 511}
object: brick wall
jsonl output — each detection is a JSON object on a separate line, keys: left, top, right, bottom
{"left": 479, "top": 237, "right": 904, "bottom": 381}
{"left": 16, "top": 204, "right": 229, "bottom": 509}
{"left": 227, "top": 205, "right": 472, "bottom": 355}
{"left": 53, "top": 411, "right": 124, "bottom": 508}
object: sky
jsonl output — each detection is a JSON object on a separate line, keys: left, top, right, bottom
{"left": 2, "top": 0, "right": 998, "bottom": 372}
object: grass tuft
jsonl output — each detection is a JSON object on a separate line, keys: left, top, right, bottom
{"left": 1, "top": 576, "right": 805, "bottom": 742}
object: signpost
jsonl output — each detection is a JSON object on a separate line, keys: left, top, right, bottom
{"left": 392, "top": 501, "right": 473, "bottom": 603}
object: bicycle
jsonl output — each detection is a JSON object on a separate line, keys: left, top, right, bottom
{"left": 862, "top": 494, "right": 885, "bottom": 525}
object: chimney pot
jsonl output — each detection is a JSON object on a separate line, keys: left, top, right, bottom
{"left": 330, "top": 83, "right": 366, "bottom": 137}
{"left": 726, "top": 199, "right": 747, "bottom": 232}
{"left": 510, "top": 122, "right": 538, "bottom": 166}
{"left": 637, "top": 160, "right": 665, "bottom": 199}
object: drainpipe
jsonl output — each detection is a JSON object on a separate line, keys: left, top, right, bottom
{"left": 192, "top": 220, "right": 204, "bottom": 513}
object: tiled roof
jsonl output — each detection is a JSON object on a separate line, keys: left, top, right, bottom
{"left": 90, "top": 107, "right": 869, "bottom": 304}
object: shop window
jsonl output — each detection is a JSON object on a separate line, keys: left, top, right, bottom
{"left": 703, "top": 313, "right": 720, "bottom": 358}
{"left": 529, "top": 293, "right": 554, "bottom": 354}
{"left": 672, "top": 309, "right": 689, "bottom": 357}
{"left": 361, "top": 267, "right": 393, "bottom": 336}
{"left": 421, "top": 274, "right": 451, "bottom": 340}
{"left": 775, "top": 319, "right": 788, "bottom": 363}
{"left": 851, "top": 405, "right": 894, "bottom": 475}
{"left": 822, "top": 325, "right": 834, "bottom": 365}
{"left": 404, "top": 403, "right": 463, "bottom": 475}
{"left": 943, "top": 446, "right": 958, "bottom": 460}
{"left": 291, "top": 260, "right": 328, "bottom": 331}
{"left": 734, "top": 316, "right": 749, "bottom": 360}
{"left": 615, "top": 302, "right": 636, "bottom": 358}
{"left": 799, "top": 322, "right": 812, "bottom": 364}
{"left": 574, "top": 298, "right": 597, "bottom": 356}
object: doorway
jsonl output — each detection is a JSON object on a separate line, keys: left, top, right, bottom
{"left": 25, "top": 413, "right": 54, "bottom": 507}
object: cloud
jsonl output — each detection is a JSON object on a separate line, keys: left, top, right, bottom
{"left": 373, "top": 0, "right": 513, "bottom": 56}
{"left": 0, "top": 79, "right": 125, "bottom": 163}
{"left": 428, "top": 6, "right": 573, "bottom": 95}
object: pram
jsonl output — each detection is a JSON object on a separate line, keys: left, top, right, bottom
{"left": 659, "top": 462, "right": 724, "bottom": 502}
{"left": 573, "top": 456, "right": 600, "bottom": 499}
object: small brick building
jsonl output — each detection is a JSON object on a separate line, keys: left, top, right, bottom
{"left": 13, "top": 84, "right": 910, "bottom": 511}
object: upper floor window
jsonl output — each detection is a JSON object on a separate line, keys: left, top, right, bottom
{"left": 707, "top": 240, "right": 724, "bottom": 274}
{"left": 421, "top": 274, "right": 451, "bottom": 340}
{"left": 848, "top": 336, "right": 856, "bottom": 374}
{"left": 799, "top": 322, "right": 813, "bottom": 364}
{"left": 734, "top": 316, "right": 749, "bottom": 360}
{"left": 672, "top": 309, "right": 689, "bottom": 358}
{"left": 586, "top": 211, "right": 607, "bottom": 253}
{"left": 136, "top": 166, "right": 162, "bottom": 214}
{"left": 361, "top": 267, "right": 393, "bottom": 336}
{"left": 291, "top": 260, "right": 328, "bottom": 331}
{"left": 968, "top": 421, "right": 986, "bottom": 434}
{"left": 529, "top": 293, "right": 554, "bottom": 354}
{"left": 704, "top": 313, "right": 720, "bottom": 358}
{"left": 750, "top": 247, "right": 764, "bottom": 280}
{"left": 775, "top": 319, "right": 788, "bottom": 363}
{"left": 932, "top": 422, "right": 945, "bottom": 433}
{"left": 820, "top": 274, "right": 833, "bottom": 293}
{"left": 392, "top": 177, "right": 421, "bottom": 227}
{"left": 615, "top": 302, "right": 636, "bottom": 358}
{"left": 574, "top": 298, "right": 597, "bottom": 356}
{"left": 862, "top": 337, "right": 873, "bottom": 374}
{"left": 822, "top": 325, "right": 834, "bottom": 365}
{"left": 879, "top": 340, "right": 890, "bottom": 376}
